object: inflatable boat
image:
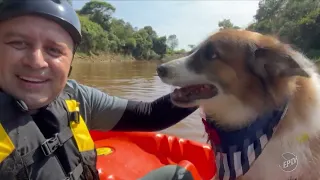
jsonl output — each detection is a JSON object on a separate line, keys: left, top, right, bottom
{"left": 90, "top": 130, "right": 216, "bottom": 180}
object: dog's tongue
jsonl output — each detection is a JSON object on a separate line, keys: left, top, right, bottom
{"left": 171, "top": 84, "right": 218, "bottom": 103}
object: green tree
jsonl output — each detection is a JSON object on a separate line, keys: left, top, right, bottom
{"left": 79, "top": 0, "right": 116, "bottom": 31}
{"left": 188, "top": 44, "right": 195, "bottom": 49}
{"left": 77, "top": 15, "right": 109, "bottom": 54}
{"left": 152, "top": 36, "right": 167, "bottom": 59}
{"left": 76, "top": 1, "right": 181, "bottom": 60}
{"left": 66, "top": 0, "right": 72, "bottom": 6}
{"left": 132, "top": 29, "right": 153, "bottom": 59}
{"left": 246, "top": 0, "right": 320, "bottom": 59}
{"left": 218, "top": 19, "right": 240, "bottom": 30}
{"left": 167, "top": 34, "right": 179, "bottom": 51}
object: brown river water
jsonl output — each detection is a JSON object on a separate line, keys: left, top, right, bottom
{"left": 70, "top": 60, "right": 207, "bottom": 143}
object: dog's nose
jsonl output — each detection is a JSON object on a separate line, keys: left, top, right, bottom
{"left": 157, "top": 65, "right": 168, "bottom": 77}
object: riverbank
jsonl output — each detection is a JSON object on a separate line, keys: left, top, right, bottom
{"left": 73, "top": 52, "right": 186, "bottom": 62}
{"left": 74, "top": 52, "right": 320, "bottom": 67}
{"left": 74, "top": 52, "right": 135, "bottom": 62}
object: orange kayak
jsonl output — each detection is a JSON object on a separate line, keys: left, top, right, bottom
{"left": 90, "top": 130, "right": 217, "bottom": 180}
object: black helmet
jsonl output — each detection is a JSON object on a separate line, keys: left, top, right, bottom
{"left": 0, "top": 0, "right": 82, "bottom": 46}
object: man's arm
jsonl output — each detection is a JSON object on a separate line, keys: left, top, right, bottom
{"left": 68, "top": 80, "right": 197, "bottom": 131}
{"left": 112, "top": 94, "right": 197, "bottom": 131}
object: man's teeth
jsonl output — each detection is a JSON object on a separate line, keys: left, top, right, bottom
{"left": 19, "top": 76, "right": 46, "bottom": 82}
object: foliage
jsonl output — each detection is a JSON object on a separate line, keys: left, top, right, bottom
{"left": 66, "top": 0, "right": 72, "bottom": 6}
{"left": 78, "top": 15, "right": 109, "bottom": 54}
{"left": 167, "top": 34, "right": 179, "bottom": 51}
{"left": 218, "top": 19, "right": 240, "bottom": 30}
{"left": 188, "top": 44, "right": 196, "bottom": 49}
{"left": 76, "top": 0, "right": 320, "bottom": 61}
{"left": 245, "top": 0, "right": 320, "bottom": 60}
{"left": 217, "top": 0, "right": 320, "bottom": 60}
{"left": 76, "top": 1, "right": 177, "bottom": 60}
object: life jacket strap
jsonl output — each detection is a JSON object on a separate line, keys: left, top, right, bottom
{"left": 21, "top": 127, "right": 73, "bottom": 166}
{"left": 65, "top": 163, "right": 83, "bottom": 180}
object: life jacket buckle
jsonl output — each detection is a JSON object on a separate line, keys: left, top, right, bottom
{"left": 41, "top": 133, "right": 62, "bottom": 156}
{"left": 65, "top": 163, "right": 83, "bottom": 180}
{"left": 65, "top": 173, "right": 75, "bottom": 180}
{"left": 70, "top": 111, "right": 80, "bottom": 124}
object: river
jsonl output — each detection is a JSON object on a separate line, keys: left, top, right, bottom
{"left": 70, "top": 60, "right": 207, "bottom": 143}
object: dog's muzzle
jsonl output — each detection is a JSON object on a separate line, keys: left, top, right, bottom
{"left": 157, "top": 65, "right": 168, "bottom": 78}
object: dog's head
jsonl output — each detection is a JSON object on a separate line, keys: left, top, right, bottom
{"left": 158, "top": 29, "right": 313, "bottom": 128}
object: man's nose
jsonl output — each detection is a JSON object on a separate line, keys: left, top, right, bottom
{"left": 157, "top": 65, "right": 168, "bottom": 78}
{"left": 23, "top": 48, "right": 49, "bottom": 69}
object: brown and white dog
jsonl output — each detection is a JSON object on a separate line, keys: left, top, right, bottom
{"left": 157, "top": 29, "right": 320, "bottom": 180}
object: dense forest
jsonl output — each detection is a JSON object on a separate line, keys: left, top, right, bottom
{"left": 71, "top": 0, "right": 320, "bottom": 61}
{"left": 247, "top": 0, "right": 320, "bottom": 61}
{"left": 71, "top": 0, "right": 180, "bottom": 60}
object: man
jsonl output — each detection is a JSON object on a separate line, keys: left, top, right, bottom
{"left": 0, "top": 0, "right": 197, "bottom": 180}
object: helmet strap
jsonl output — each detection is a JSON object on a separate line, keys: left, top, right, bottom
{"left": 68, "top": 43, "right": 78, "bottom": 77}
{"left": 68, "top": 66, "right": 73, "bottom": 77}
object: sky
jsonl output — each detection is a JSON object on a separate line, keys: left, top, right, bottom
{"left": 72, "top": 0, "right": 260, "bottom": 50}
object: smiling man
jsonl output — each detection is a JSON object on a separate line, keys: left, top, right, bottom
{"left": 0, "top": 15, "right": 74, "bottom": 111}
{"left": 0, "top": 0, "right": 198, "bottom": 180}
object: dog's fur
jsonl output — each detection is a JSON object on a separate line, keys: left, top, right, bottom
{"left": 157, "top": 29, "right": 320, "bottom": 180}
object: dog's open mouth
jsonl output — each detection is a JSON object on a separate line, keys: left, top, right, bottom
{"left": 171, "top": 84, "right": 218, "bottom": 103}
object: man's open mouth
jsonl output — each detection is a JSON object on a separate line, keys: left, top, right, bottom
{"left": 171, "top": 84, "right": 218, "bottom": 104}
{"left": 18, "top": 76, "right": 48, "bottom": 83}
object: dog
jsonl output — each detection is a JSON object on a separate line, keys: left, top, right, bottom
{"left": 157, "top": 29, "right": 320, "bottom": 180}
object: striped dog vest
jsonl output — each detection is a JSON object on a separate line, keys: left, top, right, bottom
{"left": 201, "top": 103, "right": 288, "bottom": 180}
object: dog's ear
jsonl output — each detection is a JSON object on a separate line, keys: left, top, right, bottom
{"left": 249, "top": 47, "right": 309, "bottom": 80}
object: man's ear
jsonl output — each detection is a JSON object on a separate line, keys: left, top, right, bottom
{"left": 248, "top": 47, "right": 309, "bottom": 80}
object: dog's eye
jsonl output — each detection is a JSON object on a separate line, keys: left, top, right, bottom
{"left": 205, "top": 52, "right": 217, "bottom": 61}
{"left": 211, "top": 53, "right": 217, "bottom": 59}
{"left": 204, "top": 46, "right": 217, "bottom": 61}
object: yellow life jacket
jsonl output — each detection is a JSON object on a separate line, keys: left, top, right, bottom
{"left": 0, "top": 86, "right": 99, "bottom": 180}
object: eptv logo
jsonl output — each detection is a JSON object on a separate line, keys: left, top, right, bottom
{"left": 279, "top": 152, "right": 298, "bottom": 172}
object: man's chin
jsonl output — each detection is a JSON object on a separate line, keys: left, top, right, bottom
{"left": 19, "top": 94, "right": 51, "bottom": 110}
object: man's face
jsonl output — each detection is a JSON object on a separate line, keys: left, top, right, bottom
{"left": 0, "top": 15, "right": 74, "bottom": 110}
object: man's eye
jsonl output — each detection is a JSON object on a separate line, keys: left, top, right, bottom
{"left": 7, "top": 41, "right": 28, "bottom": 50}
{"left": 47, "top": 47, "right": 63, "bottom": 57}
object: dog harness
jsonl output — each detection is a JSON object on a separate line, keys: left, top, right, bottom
{"left": 201, "top": 103, "right": 288, "bottom": 180}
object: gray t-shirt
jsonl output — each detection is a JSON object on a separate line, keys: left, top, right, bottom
{"left": 66, "top": 79, "right": 128, "bottom": 131}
